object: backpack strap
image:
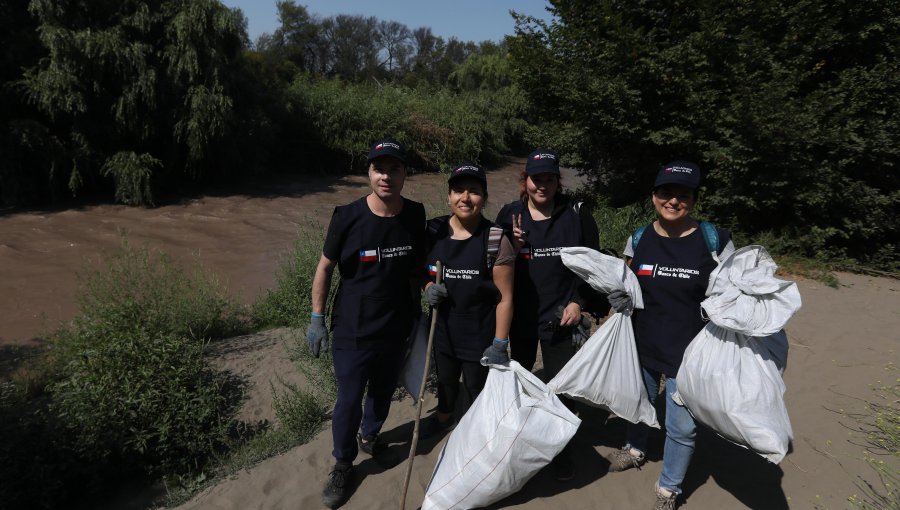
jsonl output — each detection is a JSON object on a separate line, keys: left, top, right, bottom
{"left": 485, "top": 225, "right": 504, "bottom": 270}
{"left": 698, "top": 221, "right": 720, "bottom": 262}
{"left": 632, "top": 224, "right": 650, "bottom": 253}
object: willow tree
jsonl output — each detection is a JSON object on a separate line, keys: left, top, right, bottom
{"left": 23, "top": 0, "right": 247, "bottom": 205}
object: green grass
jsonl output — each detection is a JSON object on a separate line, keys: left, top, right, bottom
{"left": 848, "top": 365, "right": 900, "bottom": 510}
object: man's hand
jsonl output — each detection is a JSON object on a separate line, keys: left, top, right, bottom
{"left": 306, "top": 315, "right": 328, "bottom": 358}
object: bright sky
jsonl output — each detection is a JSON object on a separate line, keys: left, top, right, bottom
{"left": 221, "top": 0, "right": 555, "bottom": 44}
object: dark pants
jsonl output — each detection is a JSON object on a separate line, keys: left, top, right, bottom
{"left": 331, "top": 346, "right": 405, "bottom": 464}
{"left": 433, "top": 349, "right": 489, "bottom": 415}
{"left": 510, "top": 324, "right": 576, "bottom": 381}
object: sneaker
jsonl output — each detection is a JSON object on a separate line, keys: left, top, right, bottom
{"left": 653, "top": 482, "right": 678, "bottom": 510}
{"left": 321, "top": 463, "right": 354, "bottom": 509}
{"left": 357, "top": 432, "right": 386, "bottom": 457}
{"left": 551, "top": 453, "right": 575, "bottom": 481}
{"left": 357, "top": 432, "right": 399, "bottom": 467}
{"left": 606, "top": 447, "right": 646, "bottom": 472}
{"left": 420, "top": 415, "right": 455, "bottom": 440}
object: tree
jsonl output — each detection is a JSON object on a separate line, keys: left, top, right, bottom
{"left": 22, "top": 0, "right": 249, "bottom": 205}
{"left": 509, "top": 0, "right": 900, "bottom": 265}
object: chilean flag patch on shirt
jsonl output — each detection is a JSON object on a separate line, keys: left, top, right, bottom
{"left": 359, "top": 249, "right": 378, "bottom": 262}
{"left": 637, "top": 263, "right": 654, "bottom": 276}
{"left": 427, "top": 264, "right": 438, "bottom": 276}
{"left": 518, "top": 247, "right": 531, "bottom": 260}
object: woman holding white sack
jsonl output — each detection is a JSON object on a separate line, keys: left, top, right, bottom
{"left": 419, "top": 164, "right": 516, "bottom": 439}
{"left": 605, "top": 160, "right": 734, "bottom": 510}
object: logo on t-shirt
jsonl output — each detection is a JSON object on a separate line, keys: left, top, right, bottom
{"left": 427, "top": 264, "right": 438, "bottom": 276}
{"left": 638, "top": 262, "right": 700, "bottom": 279}
{"left": 359, "top": 249, "right": 378, "bottom": 262}
{"left": 531, "top": 247, "right": 563, "bottom": 259}
{"left": 444, "top": 267, "right": 480, "bottom": 280}
{"left": 518, "top": 247, "right": 531, "bottom": 260}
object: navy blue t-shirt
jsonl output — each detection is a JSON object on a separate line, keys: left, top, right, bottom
{"left": 323, "top": 196, "right": 426, "bottom": 349}
{"left": 628, "top": 225, "right": 731, "bottom": 377}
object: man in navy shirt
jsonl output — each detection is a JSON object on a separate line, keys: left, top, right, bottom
{"left": 307, "top": 138, "right": 425, "bottom": 508}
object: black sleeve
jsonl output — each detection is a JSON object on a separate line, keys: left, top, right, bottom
{"left": 322, "top": 206, "right": 346, "bottom": 261}
{"left": 496, "top": 203, "right": 517, "bottom": 231}
{"left": 578, "top": 203, "right": 601, "bottom": 251}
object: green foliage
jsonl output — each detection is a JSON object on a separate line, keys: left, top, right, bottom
{"left": 271, "top": 380, "right": 329, "bottom": 443}
{"left": 288, "top": 77, "right": 526, "bottom": 171}
{"left": 848, "top": 366, "right": 900, "bottom": 509}
{"left": 509, "top": 0, "right": 900, "bottom": 267}
{"left": 50, "top": 328, "right": 226, "bottom": 476}
{"left": 75, "top": 240, "right": 248, "bottom": 341}
{"left": 253, "top": 229, "right": 325, "bottom": 329}
{"left": 19, "top": 0, "right": 250, "bottom": 205}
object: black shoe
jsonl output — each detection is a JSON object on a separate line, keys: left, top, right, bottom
{"left": 357, "top": 432, "right": 385, "bottom": 457}
{"left": 420, "top": 415, "right": 455, "bottom": 440}
{"left": 358, "top": 432, "right": 399, "bottom": 467}
{"left": 321, "top": 463, "right": 354, "bottom": 509}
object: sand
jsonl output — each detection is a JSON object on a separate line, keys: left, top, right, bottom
{"left": 169, "top": 271, "right": 899, "bottom": 510}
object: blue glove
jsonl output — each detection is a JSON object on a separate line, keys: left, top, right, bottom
{"left": 607, "top": 290, "right": 633, "bottom": 314}
{"left": 481, "top": 338, "right": 510, "bottom": 366}
{"left": 425, "top": 283, "right": 448, "bottom": 307}
{"left": 306, "top": 315, "right": 328, "bottom": 358}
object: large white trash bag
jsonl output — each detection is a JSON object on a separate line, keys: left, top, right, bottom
{"left": 549, "top": 247, "right": 659, "bottom": 428}
{"left": 676, "top": 245, "right": 801, "bottom": 464}
{"left": 399, "top": 313, "right": 429, "bottom": 398}
{"left": 422, "top": 361, "right": 580, "bottom": 510}
{"left": 559, "top": 246, "right": 644, "bottom": 308}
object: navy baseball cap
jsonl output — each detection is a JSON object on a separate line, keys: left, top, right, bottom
{"left": 525, "top": 148, "right": 560, "bottom": 176}
{"left": 367, "top": 138, "right": 407, "bottom": 164}
{"left": 654, "top": 160, "right": 701, "bottom": 189}
{"left": 448, "top": 163, "right": 487, "bottom": 193}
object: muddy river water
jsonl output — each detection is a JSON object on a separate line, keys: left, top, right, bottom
{"left": 1, "top": 159, "right": 582, "bottom": 346}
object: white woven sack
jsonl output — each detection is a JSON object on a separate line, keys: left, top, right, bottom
{"left": 422, "top": 361, "right": 581, "bottom": 510}
{"left": 548, "top": 313, "right": 659, "bottom": 428}
{"left": 677, "top": 324, "right": 793, "bottom": 463}
{"left": 677, "top": 245, "right": 799, "bottom": 464}
{"left": 702, "top": 245, "right": 802, "bottom": 336}
{"left": 399, "top": 313, "right": 429, "bottom": 398}
{"left": 559, "top": 247, "right": 644, "bottom": 309}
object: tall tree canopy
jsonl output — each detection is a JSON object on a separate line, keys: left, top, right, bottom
{"left": 510, "top": 0, "right": 899, "bottom": 265}
{"left": 22, "top": 0, "right": 248, "bottom": 205}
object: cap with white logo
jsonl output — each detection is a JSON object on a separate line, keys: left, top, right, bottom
{"left": 654, "top": 160, "right": 701, "bottom": 189}
{"left": 367, "top": 138, "right": 407, "bottom": 164}
{"left": 448, "top": 163, "right": 487, "bottom": 193}
{"left": 525, "top": 148, "right": 560, "bottom": 176}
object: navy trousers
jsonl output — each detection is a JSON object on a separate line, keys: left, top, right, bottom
{"left": 331, "top": 346, "right": 406, "bottom": 464}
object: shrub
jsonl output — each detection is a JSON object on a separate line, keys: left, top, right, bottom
{"left": 75, "top": 240, "right": 248, "bottom": 341}
{"left": 252, "top": 229, "right": 327, "bottom": 329}
{"left": 271, "top": 380, "right": 330, "bottom": 444}
{"left": 50, "top": 328, "right": 227, "bottom": 476}
{"left": 287, "top": 77, "right": 526, "bottom": 172}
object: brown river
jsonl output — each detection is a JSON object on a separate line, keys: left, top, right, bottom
{"left": 1, "top": 158, "right": 582, "bottom": 347}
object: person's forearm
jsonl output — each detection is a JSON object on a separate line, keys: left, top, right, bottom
{"left": 494, "top": 299, "right": 513, "bottom": 340}
{"left": 311, "top": 256, "right": 335, "bottom": 315}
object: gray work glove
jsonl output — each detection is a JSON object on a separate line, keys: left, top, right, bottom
{"left": 424, "top": 283, "right": 448, "bottom": 307}
{"left": 572, "top": 315, "right": 592, "bottom": 349}
{"left": 481, "top": 338, "right": 510, "bottom": 366}
{"left": 607, "top": 290, "right": 633, "bottom": 314}
{"left": 306, "top": 315, "right": 328, "bottom": 358}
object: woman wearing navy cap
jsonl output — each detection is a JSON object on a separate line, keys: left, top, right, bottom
{"left": 419, "top": 163, "right": 515, "bottom": 438}
{"left": 495, "top": 148, "right": 603, "bottom": 480}
{"left": 604, "top": 160, "right": 734, "bottom": 510}
{"left": 307, "top": 138, "right": 426, "bottom": 509}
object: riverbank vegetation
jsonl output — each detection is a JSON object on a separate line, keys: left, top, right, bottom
{"left": 0, "top": 0, "right": 898, "bottom": 507}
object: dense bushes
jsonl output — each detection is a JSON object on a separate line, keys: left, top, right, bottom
{"left": 0, "top": 242, "right": 249, "bottom": 508}
{"left": 288, "top": 77, "right": 526, "bottom": 172}
{"left": 509, "top": 0, "right": 900, "bottom": 268}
